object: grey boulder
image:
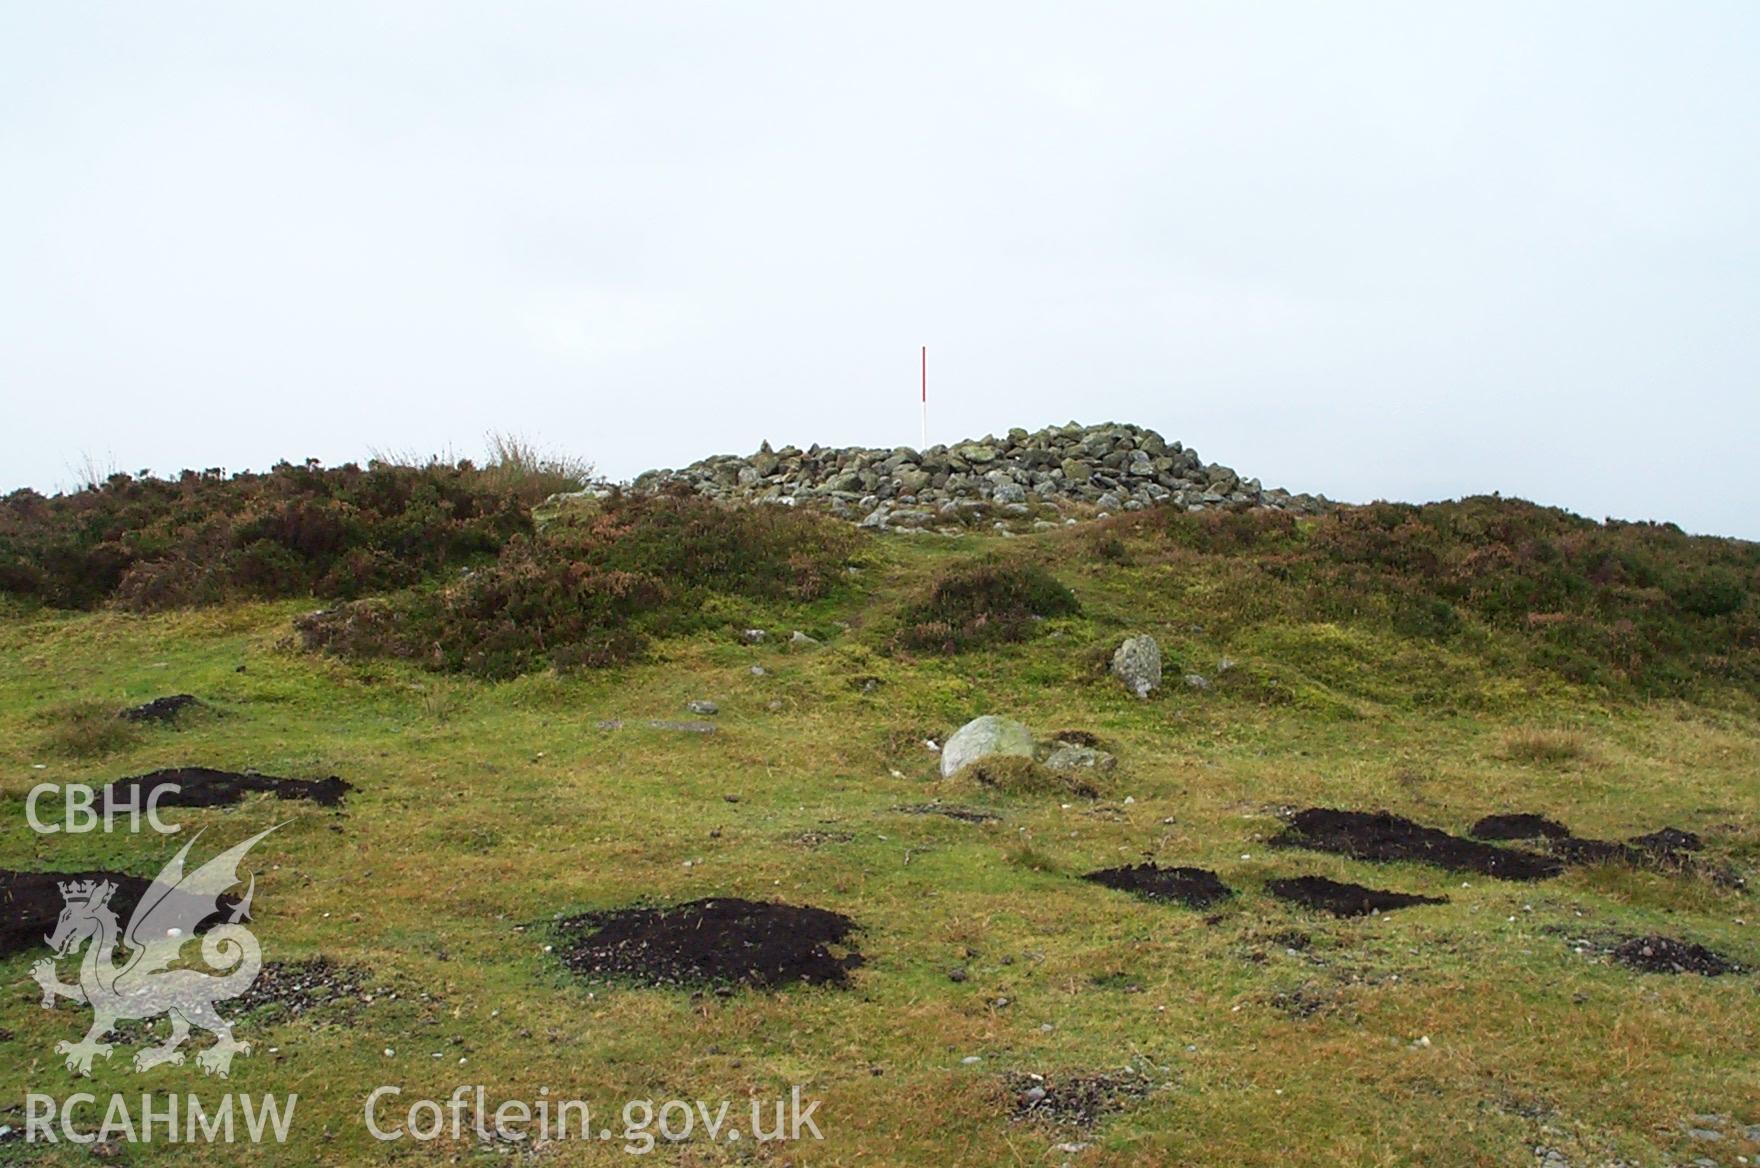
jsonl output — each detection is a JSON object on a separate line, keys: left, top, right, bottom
{"left": 940, "top": 715, "right": 1036, "bottom": 779}
{"left": 1110, "top": 634, "right": 1162, "bottom": 699}
{"left": 1043, "top": 742, "right": 1117, "bottom": 773}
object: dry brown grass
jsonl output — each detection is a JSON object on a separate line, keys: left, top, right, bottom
{"left": 369, "top": 432, "right": 595, "bottom": 505}
{"left": 1496, "top": 727, "right": 1592, "bottom": 765}
{"left": 479, "top": 431, "right": 595, "bottom": 505}
{"left": 33, "top": 698, "right": 141, "bottom": 758}
{"left": 945, "top": 755, "right": 1099, "bottom": 799}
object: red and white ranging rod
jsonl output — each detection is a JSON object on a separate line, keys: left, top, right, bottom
{"left": 920, "top": 345, "right": 928, "bottom": 450}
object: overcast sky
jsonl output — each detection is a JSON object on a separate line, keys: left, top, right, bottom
{"left": 3, "top": 3, "right": 1756, "bottom": 536}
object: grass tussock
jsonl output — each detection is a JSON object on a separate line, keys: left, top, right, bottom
{"left": 417, "top": 684, "right": 466, "bottom": 722}
{"left": 949, "top": 756, "right": 1096, "bottom": 799}
{"left": 478, "top": 432, "right": 595, "bottom": 507}
{"left": 894, "top": 559, "right": 1080, "bottom": 654}
{"left": 34, "top": 699, "right": 142, "bottom": 759}
{"left": 1497, "top": 728, "right": 1592, "bottom": 765}
{"left": 1003, "top": 840, "right": 1064, "bottom": 874}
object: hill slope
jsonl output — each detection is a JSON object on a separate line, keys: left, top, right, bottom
{"left": 1, "top": 450, "right": 1757, "bottom": 1166}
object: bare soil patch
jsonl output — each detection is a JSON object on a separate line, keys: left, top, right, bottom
{"left": 1269, "top": 983, "right": 1343, "bottom": 1020}
{"left": 1006, "top": 1068, "right": 1153, "bottom": 1127}
{"left": 1267, "top": 875, "right": 1447, "bottom": 918}
{"left": 0, "top": 869, "right": 245, "bottom": 958}
{"left": 118, "top": 694, "right": 201, "bottom": 724}
{"left": 894, "top": 803, "right": 1000, "bottom": 824}
{"left": 235, "top": 957, "right": 377, "bottom": 1019}
{"left": 107, "top": 767, "right": 352, "bottom": 809}
{"left": 1471, "top": 813, "right": 1572, "bottom": 841}
{"left": 1612, "top": 935, "right": 1742, "bottom": 976}
{"left": 555, "top": 898, "right": 863, "bottom": 990}
{"left": 1083, "top": 864, "right": 1234, "bottom": 909}
{"left": 1579, "top": 830, "right": 1741, "bottom": 885}
{"left": 1272, "top": 808, "right": 1561, "bottom": 880}
{"left": 789, "top": 829, "right": 854, "bottom": 847}
{"left": 1471, "top": 812, "right": 1731, "bottom": 886}
{"left": 1549, "top": 837, "right": 1657, "bottom": 868}
{"left": 1473, "top": 812, "right": 1707, "bottom": 858}
{"left": 1630, "top": 827, "right": 1702, "bottom": 853}
{"left": 1471, "top": 813, "right": 1734, "bottom": 884}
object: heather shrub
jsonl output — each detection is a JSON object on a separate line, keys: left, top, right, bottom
{"left": 894, "top": 559, "right": 1080, "bottom": 654}
{"left": 1107, "top": 495, "right": 1760, "bottom": 695}
{"left": 297, "top": 493, "right": 859, "bottom": 679}
{"left": 1301, "top": 499, "right": 1759, "bottom": 691}
{"left": 0, "top": 460, "right": 530, "bottom": 610}
{"left": 1144, "top": 505, "right": 1300, "bottom": 554}
{"left": 577, "top": 490, "right": 858, "bottom": 602}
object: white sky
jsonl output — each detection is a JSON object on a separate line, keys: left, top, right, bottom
{"left": 3, "top": 3, "right": 1757, "bottom": 536}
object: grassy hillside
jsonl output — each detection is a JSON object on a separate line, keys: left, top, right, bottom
{"left": 1, "top": 491, "right": 1757, "bottom": 1166}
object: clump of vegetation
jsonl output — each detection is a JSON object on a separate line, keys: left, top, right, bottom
{"left": 950, "top": 756, "right": 1096, "bottom": 799}
{"left": 894, "top": 559, "right": 1080, "bottom": 654}
{"left": 1146, "top": 504, "right": 1301, "bottom": 555}
{"left": 1088, "top": 532, "right": 1132, "bottom": 566}
{"left": 1003, "top": 840, "right": 1064, "bottom": 874}
{"left": 297, "top": 492, "right": 859, "bottom": 679}
{"left": 1497, "top": 728, "right": 1591, "bottom": 765}
{"left": 578, "top": 485, "right": 856, "bottom": 602}
{"left": 35, "top": 700, "right": 142, "bottom": 759}
{"left": 1107, "top": 497, "right": 1760, "bottom": 695}
{"left": 476, "top": 432, "right": 596, "bottom": 507}
{"left": 0, "top": 460, "right": 535, "bottom": 610}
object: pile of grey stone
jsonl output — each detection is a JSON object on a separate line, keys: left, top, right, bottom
{"left": 629, "top": 421, "right": 1326, "bottom": 532}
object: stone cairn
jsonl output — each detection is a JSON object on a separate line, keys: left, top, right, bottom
{"left": 629, "top": 421, "right": 1327, "bottom": 533}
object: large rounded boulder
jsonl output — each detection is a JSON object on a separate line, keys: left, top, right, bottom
{"left": 940, "top": 715, "right": 1036, "bottom": 778}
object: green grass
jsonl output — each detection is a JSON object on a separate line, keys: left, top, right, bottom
{"left": 0, "top": 524, "right": 1757, "bottom": 1166}
{"left": 29, "top": 698, "right": 144, "bottom": 759}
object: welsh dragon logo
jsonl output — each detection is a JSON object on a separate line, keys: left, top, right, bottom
{"left": 31, "top": 827, "right": 275, "bottom": 1077}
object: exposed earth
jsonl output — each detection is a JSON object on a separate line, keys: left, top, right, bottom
{"left": 1266, "top": 875, "right": 1448, "bottom": 918}
{"left": 116, "top": 694, "right": 200, "bottom": 724}
{"left": 1272, "top": 808, "right": 1564, "bottom": 880}
{"left": 554, "top": 898, "right": 864, "bottom": 989}
{"left": 106, "top": 766, "right": 353, "bottom": 808}
{"left": 1082, "top": 863, "right": 1234, "bottom": 908}
{"left": 0, "top": 868, "right": 245, "bottom": 958}
{"left": 1470, "top": 812, "right": 1574, "bottom": 841}
{"left": 1473, "top": 811, "right": 1738, "bottom": 885}
{"left": 1007, "top": 1067, "right": 1157, "bottom": 1128}
{"left": 234, "top": 956, "right": 379, "bottom": 1019}
{"left": 1611, "top": 935, "right": 1743, "bottom": 976}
